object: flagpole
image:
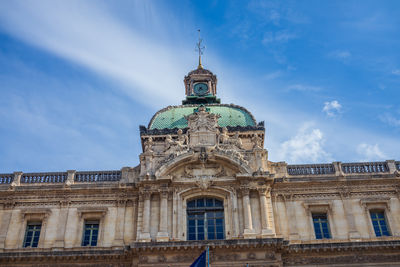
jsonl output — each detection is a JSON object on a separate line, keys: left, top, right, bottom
{"left": 207, "top": 246, "right": 210, "bottom": 267}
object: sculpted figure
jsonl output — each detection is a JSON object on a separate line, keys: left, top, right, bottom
{"left": 252, "top": 133, "right": 263, "bottom": 149}
{"left": 218, "top": 127, "right": 230, "bottom": 145}
{"left": 165, "top": 135, "right": 174, "bottom": 152}
{"left": 176, "top": 129, "right": 188, "bottom": 150}
{"left": 230, "top": 131, "right": 242, "bottom": 149}
{"left": 144, "top": 137, "right": 154, "bottom": 153}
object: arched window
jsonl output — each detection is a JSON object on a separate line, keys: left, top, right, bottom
{"left": 187, "top": 198, "right": 225, "bottom": 240}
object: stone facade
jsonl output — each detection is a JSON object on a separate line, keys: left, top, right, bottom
{"left": 1, "top": 67, "right": 400, "bottom": 266}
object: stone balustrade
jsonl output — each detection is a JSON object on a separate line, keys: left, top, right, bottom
{"left": 21, "top": 172, "right": 67, "bottom": 183}
{"left": 341, "top": 162, "right": 388, "bottom": 174}
{"left": 287, "top": 164, "right": 335, "bottom": 175}
{"left": 0, "top": 160, "right": 397, "bottom": 186}
{"left": 74, "top": 171, "right": 121, "bottom": 182}
{"left": 285, "top": 160, "right": 398, "bottom": 178}
{"left": 0, "top": 173, "right": 13, "bottom": 184}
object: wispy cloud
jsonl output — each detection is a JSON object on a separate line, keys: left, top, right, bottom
{"left": 379, "top": 113, "right": 400, "bottom": 127}
{"left": 262, "top": 31, "right": 297, "bottom": 45}
{"left": 278, "top": 122, "right": 331, "bottom": 163}
{"left": 262, "top": 71, "right": 282, "bottom": 81}
{"left": 322, "top": 100, "right": 342, "bottom": 117}
{"left": 286, "top": 84, "right": 321, "bottom": 92}
{"left": 356, "top": 143, "right": 387, "bottom": 161}
{"left": 0, "top": 0, "right": 192, "bottom": 108}
{"left": 329, "top": 50, "right": 351, "bottom": 62}
{"left": 392, "top": 69, "right": 400, "bottom": 76}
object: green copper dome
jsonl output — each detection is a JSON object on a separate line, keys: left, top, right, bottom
{"left": 148, "top": 104, "right": 256, "bottom": 130}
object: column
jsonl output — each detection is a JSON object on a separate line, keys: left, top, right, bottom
{"left": 139, "top": 192, "right": 151, "bottom": 241}
{"left": 232, "top": 190, "right": 240, "bottom": 237}
{"left": 258, "top": 188, "right": 274, "bottom": 237}
{"left": 242, "top": 188, "right": 256, "bottom": 238}
{"left": 157, "top": 191, "right": 169, "bottom": 241}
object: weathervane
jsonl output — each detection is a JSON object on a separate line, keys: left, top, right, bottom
{"left": 196, "top": 29, "right": 205, "bottom": 69}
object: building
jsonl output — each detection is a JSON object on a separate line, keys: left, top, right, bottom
{"left": 1, "top": 61, "right": 400, "bottom": 266}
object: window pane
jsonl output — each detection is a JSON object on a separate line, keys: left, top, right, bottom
{"left": 206, "top": 198, "right": 214, "bottom": 207}
{"left": 189, "top": 234, "right": 196, "bottom": 240}
{"left": 197, "top": 199, "right": 204, "bottom": 207}
{"left": 215, "top": 199, "right": 223, "bottom": 207}
{"left": 197, "top": 233, "right": 204, "bottom": 240}
{"left": 187, "top": 200, "right": 195, "bottom": 208}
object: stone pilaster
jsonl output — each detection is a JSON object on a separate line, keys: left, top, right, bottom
{"left": 241, "top": 188, "right": 256, "bottom": 238}
{"left": 285, "top": 194, "right": 299, "bottom": 241}
{"left": 53, "top": 200, "right": 69, "bottom": 248}
{"left": 139, "top": 192, "right": 151, "bottom": 242}
{"left": 157, "top": 190, "right": 169, "bottom": 242}
{"left": 258, "top": 188, "right": 274, "bottom": 237}
{"left": 340, "top": 191, "right": 361, "bottom": 240}
{"left": 232, "top": 189, "right": 240, "bottom": 238}
{"left": 113, "top": 199, "right": 126, "bottom": 246}
{"left": 0, "top": 202, "right": 13, "bottom": 248}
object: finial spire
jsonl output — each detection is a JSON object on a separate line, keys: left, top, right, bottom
{"left": 196, "top": 29, "right": 205, "bottom": 69}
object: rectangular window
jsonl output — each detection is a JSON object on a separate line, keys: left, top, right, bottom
{"left": 82, "top": 220, "right": 99, "bottom": 246}
{"left": 370, "top": 211, "right": 390, "bottom": 237}
{"left": 312, "top": 213, "right": 331, "bottom": 239}
{"left": 23, "top": 222, "right": 42, "bottom": 248}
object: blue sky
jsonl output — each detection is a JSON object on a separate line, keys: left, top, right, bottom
{"left": 1, "top": 0, "right": 400, "bottom": 172}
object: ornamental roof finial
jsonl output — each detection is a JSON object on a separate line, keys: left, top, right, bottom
{"left": 196, "top": 29, "right": 205, "bottom": 69}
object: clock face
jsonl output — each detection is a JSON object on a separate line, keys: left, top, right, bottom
{"left": 193, "top": 83, "right": 209, "bottom": 96}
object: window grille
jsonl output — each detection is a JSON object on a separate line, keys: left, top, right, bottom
{"left": 312, "top": 213, "right": 331, "bottom": 239}
{"left": 82, "top": 221, "right": 99, "bottom": 246}
{"left": 23, "top": 222, "right": 42, "bottom": 248}
{"left": 187, "top": 198, "right": 224, "bottom": 241}
{"left": 370, "top": 211, "right": 390, "bottom": 237}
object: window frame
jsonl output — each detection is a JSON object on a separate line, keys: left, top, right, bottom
{"left": 361, "top": 199, "right": 393, "bottom": 238}
{"left": 19, "top": 209, "right": 51, "bottom": 248}
{"left": 303, "top": 202, "right": 335, "bottom": 240}
{"left": 77, "top": 207, "right": 107, "bottom": 247}
{"left": 23, "top": 221, "right": 42, "bottom": 248}
{"left": 81, "top": 220, "right": 100, "bottom": 246}
{"left": 369, "top": 210, "right": 391, "bottom": 237}
{"left": 311, "top": 213, "right": 331, "bottom": 239}
{"left": 186, "top": 197, "right": 225, "bottom": 241}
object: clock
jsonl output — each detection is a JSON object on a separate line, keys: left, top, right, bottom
{"left": 193, "top": 83, "right": 209, "bottom": 96}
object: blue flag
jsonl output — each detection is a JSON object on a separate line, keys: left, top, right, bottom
{"left": 190, "top": 250, "right": 206, "bottom": 267}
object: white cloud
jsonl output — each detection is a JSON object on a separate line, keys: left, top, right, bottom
{"left": 278, "top": 122, "right": 331, "bottom": 163}
{"left": 322, "top": 100, "right": 342, "bottom": 117}
{"left": 379, "top": 113, "right": 400, "bottom": 127}
{"left": 286, "top": 84, "right": 321, "bottom": 92}
{"left": 392, "top": 69, "right": 400, "bottom": 75}
{"left": 0, "top": 0, "right": 192, "bottom": 108}
{"left": 356, "top": 143, "right": 387, "bottom": 161}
